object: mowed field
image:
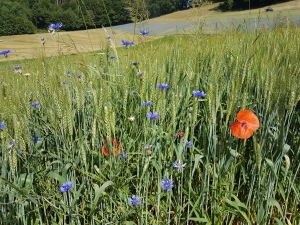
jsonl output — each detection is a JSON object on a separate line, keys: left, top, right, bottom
{"left": 0, "top": 1, "right": 300, "bottom": 61}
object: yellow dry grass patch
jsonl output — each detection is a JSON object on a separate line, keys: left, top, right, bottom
{"left": 0, "top": 28, "right": 159, "bottom": 62}
{"left": 0, "top": 1, "right": 299, "bottom": 62}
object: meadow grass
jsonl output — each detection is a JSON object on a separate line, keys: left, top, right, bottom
{"left": 0, "top": 23, "right": 300, "bottom": 225}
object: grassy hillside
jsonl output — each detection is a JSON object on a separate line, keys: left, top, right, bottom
{"left": 1, "top": 26, "right": 300, "bottom": 224}
{"left": 0, "top": 2, "right": 300, "bottom": 225}
{"left": 0, "top": 1, "right": 300, "bottom": 61}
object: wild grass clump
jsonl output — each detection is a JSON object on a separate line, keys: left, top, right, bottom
{"left": 0, "top": 25, "right": 300, "bottom": 224}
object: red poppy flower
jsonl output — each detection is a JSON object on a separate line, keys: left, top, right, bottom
{"left": 230, "top": 110, "right": 260, "bottom": 139}
{"left": 174, "top": 132, "right": 184, "bottom": 137}
{"left": 178, "top": 132, "right": 185, "bottom": 137}
{"left": 102, "top": 138, "right": 122, "bottom": 156}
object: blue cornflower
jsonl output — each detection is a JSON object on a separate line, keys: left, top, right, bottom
{"left": 146, "top": 112, "right": 159, "bottom": 120}
{"left": 186, "top": 141, "right": 193, "bottom": 147}
{"left": 142, "top": 101, "right": 153, "bottom": 107}
{"left": 192, "top": 90, "right": 206, "bottom": 98}
{"left": 61, "top": 81, "right": 68, "bottom": 85}
{"left": 40, "top": 37, "right": 46, "bottom": 45}
{"left": 66, "top": 70, "right": 71, "bottom": 77}
{"left": 137, "top": 71, "right": 144, "bottom": 77}
{"left": 128, "top": 195, "right": 140, "bottom": 206}
{"left": 0, "top": 121, "right": 6, "bottom": 131}
{"left": 32, "top": 137, "right": 40, "bottom": 143}
{"left": 131, "top": 91, "right": 137, "bottom": 95}
{"left": 49, "top": 22, "right": 63, "bottom": 33}
{"left": 131, "top": 62, "right": 139, "bottom": 66}
{"left": 76, "top": 74, "right": 82, "bottom": 79}
{"left": 140, "top": 30, "right": 150, "bottom": 36}
{"left": 157, "top": 83, "right": 169, "bottom": 90}
{"left": 31, "top": 102, "right": 40, "bottom": 108}
{"left": 120, "top": 152, "right": 128, "bottom": 159}
{"left": 161, "top": 178, "right": 174, "bottom": 191}
{"left": 120, "top": 40, "right": 134, "bottom": 47}
{"left": 173, "top": 160, "right": 186, "bottom": 172}
{"left": 9, "top": 140, "right": 15, "bottom": 149}
{"left": 60, "top": 181, "right": 73, "bottom": 193}
{"left": 13, "top": 65, "right": 22, "bottom": 74}
{"left": 0, "top": 50, "right": 12, "bottom": 58}
{"left": 109, "top": 56, "right": 116, "bottom": 60}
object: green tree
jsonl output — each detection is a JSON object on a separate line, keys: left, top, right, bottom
{"left": 32, "top": 1, "right": 52, "bottom": 28}
{"left": 145, "top": 0, "right": 190, "bottom": 18}
{"left": 221, "top": 0, "right": 234, "bottom": 10}
{"left": 0, "top": 0, "right": 35, "bottom": 35}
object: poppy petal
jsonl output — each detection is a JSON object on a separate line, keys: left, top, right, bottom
{"left": 230, "top": 122, "right": 254, "bottom": 139}
{"left": 236, "top": 110, "right": 260, "bottom": 131}
{"left": 112, "top": 147, "right": 122, "bottom": 156}
{"left": 102, "top": 138, "right": 122, "bottom": 156}
{"left": 102, "top": 146, "right": 110, "bottom": 156}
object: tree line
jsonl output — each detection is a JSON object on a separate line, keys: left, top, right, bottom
{"left": 0, "top": 0, "right": 285, "bottom": 36}
{"left": 0, "top": 0, "right": 190, "bottom": 36}
{"left": 0, "top": 0, "right": 132, "bottom": 35}
{"left": 220, "top": 0, "right": 285, "bottom": 11}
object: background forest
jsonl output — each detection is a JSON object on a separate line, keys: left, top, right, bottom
{"left": 0, "top": 0, "right": 189, "bottom": 36}
{"left": 0, "top": 0, "right": 290, "bottom": 36}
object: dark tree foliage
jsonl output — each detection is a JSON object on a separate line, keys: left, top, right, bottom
{"left": 220, "top": 0, "right": 285, "bottom": 10}
{"left": 146, "top": 0, "right": 190, "bottom": 18}
{"left": 0, "top": 1, "right": 35, "bottom": 35}
{"left": 0, "top": 0, "right": 200, "bottom": 35}
{"left": 0, "top": 0, "right": 131, "bottom": 35}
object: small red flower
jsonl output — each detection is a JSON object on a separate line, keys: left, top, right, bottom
{"left": 230, "top": 110, "right": 260, "bottom": 139}
{"left": 174, "top": 132, "right": 184, "bottom": 137}
{"left": 102, "top": 138, "right": 122, "bottom": 156}
{"left": 178, "top": 132, "right": 184, "bottom": 137}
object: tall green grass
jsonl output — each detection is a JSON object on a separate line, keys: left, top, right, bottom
{"left": 0, "top": 26, "right": 300, "bottom": 224}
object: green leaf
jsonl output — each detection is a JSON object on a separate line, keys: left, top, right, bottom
{"left": 123, "top": 222, "right": 136, "bottom": 225}
{"left": 192, "top": 154, "right": 203, "bottom": 177}
{"left": 62, "top": 163, "right": 72, "bottom": 179}
{"left": 35, "top": 141, "right": 43, "bottom": 148}
{"left": 189, "top": 195, "right": 202, "bottom": 217}
{"left": 267, "top": 198, "right": 283, "bottom": 217}
{"left": 141, "top": 156, "right": 151, "bottom": 179}
{"left": 97, "top": 181, "right": 114, "bottom": 195}
{"left": 225, "top": 195, "right": 251, "bottom": 224}
{"left": 151, "top": 159, "right": 161, "bottom": 174}
{"left": 239, "top": 211, "right": 252, "bottom": 224}
{"left": 225, "top": 198, "right": 240, "bottom": 211}
{"left": 189, "top": 218, "right": 209, "bottom": 222}
{"left": 273, "top": 217, "right": 284, "bottom": 225}
{"left": 283, "top": 154, "right": 290, "bottom": 182}
{"left": 71, "top": 182, "right": 85, "bottom": 207}
{"left": 178, "top": 143, "right": 185, "bottom": 156}
{"left": 277, "top": 183, "right": 286, "bottom": 200}
{"left": 0, "top": 176, "right": 37, "bottom": 204}
{"left": 47, "top": 172, "right": 66, "bottom": 184}
{"left": 282, "top": 144, "right": 290, "bottom": 155}
{"left": 265, "top": 158, "right": 278, "bottom": 179}
{"left": 231, "top": 195, "right": 248, "bottom": 210}
{"left": 229, "top": 148, "right": 241, "bottom": 158}
{"left": 256, "top": 200, "right": 267, "bottom": 224}
{"left": 90, "top": 181, "right": 114, "bottom": 214}
{"left": 19, "top": 173, "right": 33, "bottom": 191}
